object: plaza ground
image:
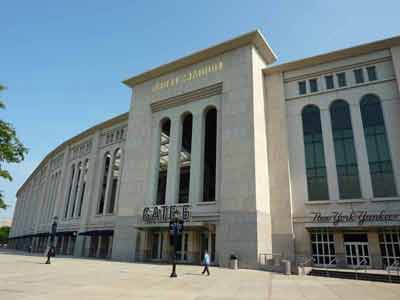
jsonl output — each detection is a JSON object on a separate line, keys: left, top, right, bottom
{"left": 0, "top": 253, "right": 399, "bottom": 300}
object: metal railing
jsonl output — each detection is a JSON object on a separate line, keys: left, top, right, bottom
{"left": 387, "top": 260, "right": 400, "bottom": 276}
{"left": 298, "top": 257, "right": 314, "bottom": 275}
{"left": 324, "top": 258, "right": 337, "bottom": 277}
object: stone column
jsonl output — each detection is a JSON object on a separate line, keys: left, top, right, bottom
{"left": 320, "top": 108, "right": 340, "bottom": 200}
{"left": 334, "top": 231, "right": 346, "bottom": 267}
{"left": 189, "top": 111, "right": 204, "bottom": 204}
{"left": 166, "top": 117, "right": 182, "bottom": 205}
{"left": 349, "top": 103, "right": 373, "bottom": 200}
{"left": 148, "top": 122, "right": 161, "bottom": 205}
{"left": 368, "top": 231, "right": 383, "bottom": 269}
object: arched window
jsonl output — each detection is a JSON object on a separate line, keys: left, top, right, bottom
{"left": 156, "top": 118, "right": 171, "bottom": 205}
{"left": 64, "top": 164, "right": 75, "bottom": 218}
{"left": 179, "top": 113, "right": 193, "bottom": 203}
{"left": 203, "top": 107, "right": 217, "bottom": 202}
{"left": 98, "top": 153, "right": 111, "bottom": 214}
{"left": 360, "top": 94, "right": 397, "bottom": 197}
{"left": 107, "top": 149, "right": 121, "bottom": 213}
{"left": 77, "top": 159, "right": 89, "bottom": 217}
{"left": 302, "top": 105, "right": 329, "bottom": 200}
{"left": 71, "top": 162, "right": 82, "bottom": 217}
{"left": 330, "top": 100, "right": 361, "bottom": 199}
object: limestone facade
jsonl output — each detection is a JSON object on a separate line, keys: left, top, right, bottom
{"left": 8, "top": 31, "right": 400, "bottom": 270}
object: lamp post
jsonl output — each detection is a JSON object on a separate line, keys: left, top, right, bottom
{"left": 169, "top": 211, "right": 184, "bottom": 278}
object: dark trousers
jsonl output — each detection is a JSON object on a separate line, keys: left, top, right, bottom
{"left": 45, "top": 255, "right": 51, "bottom": 264}
{"left": 202, "top": 264, "right": 210, "bottom": 275}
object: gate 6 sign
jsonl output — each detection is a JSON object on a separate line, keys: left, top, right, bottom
{"left": 142, "top": 204, "right": 191, "bottom": 224}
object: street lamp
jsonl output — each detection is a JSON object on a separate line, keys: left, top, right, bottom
{"left": 169, "top": 211, "right": 184, "bottom": 278}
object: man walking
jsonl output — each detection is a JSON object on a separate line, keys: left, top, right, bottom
{"left": 202, "top": 250, "right": 210, "bottom": 276}
{"left": 45, "top": 246, "right": 55, "bottom": 264}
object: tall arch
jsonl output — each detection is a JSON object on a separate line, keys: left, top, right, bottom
{"left": 330, "top": 100, "right": 361, "bottom": 199}
{"left": 77, "top": 159, "right": 89, "bottom": 217}
{"left": 156, "top": 118, "right": 171, "bottom": 205}
{"left": 178, "top": 112, "right": 193, "bottom": 203}
{"left": 360, "top": 94, "right": 397, "bottom": 197}
{"left": 98, "top": 153, "right": 111, "bottom": 214}
{"left": 71, "top": 161, "right": 82, "bottom": 217}
{"left": 203, "top": 107, "right": 217, "bottom": 202}
{"left": 302, "top": 105, "right": 329, "bottom": 200}
{"left": 107, "top": 149, "right": 122, "bottom": 213}
{"left": 64, "top": 164, "right": 75, "bottom": 218}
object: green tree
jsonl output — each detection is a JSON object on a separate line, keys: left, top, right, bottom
{"left": 0, "top": 85, "right": 28, "bottom": 209}
{"left": 0, "top": 226, "right": 10, "bottom": 244}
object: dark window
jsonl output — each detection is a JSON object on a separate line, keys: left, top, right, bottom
{"left": 330, "top": 100, "right": 361, "bottom": 199}
{"left": 298, "top": 81, "right": 307, "bottom": 95}
{"left": 302, "top": 105, "right": 329, "bottom": 201}
{"left": 309, "top": 79, "right": 318, "bottom": 93}
{"left": 203, "top": 108, "right": 217, "bottom": 202}
{"left": 354, "top": 69, "right": 364, "bottom": 84}
{"left": 98, "top": 153, "right": 111, "bottom": 214}
{"left": 367, "top": 66, "right": 377, "bottom": 81}
{"left": 179, "top": 114, "right": 192, "bottom": 203}
{"left": 325, "top": 75, "right": 334, "bottom": 90}
{"left": 360, "top": 94, "right": 397, "bottom": 197}
{"left": 337, "top": 72, "right": 347, "bottom": 87}
{"left": 156, "top": 119, "right": 171, "bottom": 205}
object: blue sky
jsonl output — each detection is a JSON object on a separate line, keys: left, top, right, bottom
{"left": 1, "top": 0, "right": 400, "bottom": 223}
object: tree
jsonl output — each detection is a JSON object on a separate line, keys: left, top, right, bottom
{"left": 0, "top": 85, "right": 28, "bottom": 209}
{"left": 0, "top": 226, "right": 10, "bottom": 245}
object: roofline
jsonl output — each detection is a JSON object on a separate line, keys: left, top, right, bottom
{"left": 16, "top": 112, "right": 129, "bottom": 196}
{"left": 263, "top": 35, "right": 400, "bottom": 75}
{"left": 123, "top": 30, "right": 277, "bottom": 87}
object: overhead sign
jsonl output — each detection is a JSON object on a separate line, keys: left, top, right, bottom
{"left": 151, "top": 61, "right": 223, "bottom": 93}
{"left": 142, "top": 204, "right": 191, "bottom": 224}
{"left": 311, "top": 210, "right": 400, "bottom": 226}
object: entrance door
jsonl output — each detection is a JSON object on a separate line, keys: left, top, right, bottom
{"left": 176, "top": 233, "right": 189, "bottom": 261}
{"left": 151, "top": 232, "right": 163, "bottom": 260}
{"left": 200, "top": 232, "right": 216, "bottom": 264}
{"left": 344, "top": 233, "right": 370, "bottom": 266}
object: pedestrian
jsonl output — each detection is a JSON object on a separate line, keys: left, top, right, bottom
{"left": 45, "top": 246, "right": 55, "bottom": 264}
{"left": 201, "top": 250, "right": 210, "bottom": 276}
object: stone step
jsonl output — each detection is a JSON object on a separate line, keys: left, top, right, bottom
{"left": 309, "top": 269, "right": 400, "bottom": 284}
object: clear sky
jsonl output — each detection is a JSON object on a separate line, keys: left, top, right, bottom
{"left": 1, "top": 0, "right": 400, "bottom": 223}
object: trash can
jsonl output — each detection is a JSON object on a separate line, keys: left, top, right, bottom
{"left": 230, "top": 254, "right": 238, "bottom": 270}
{"left": 282, "top": 260, "right": 291, "bottom": 275}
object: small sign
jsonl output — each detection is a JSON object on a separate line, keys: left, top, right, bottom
{"left": 142, "top": 204, "right": 191, "bottom": 224}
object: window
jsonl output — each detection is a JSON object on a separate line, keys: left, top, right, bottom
{"left": 298, "top": 81, "right": 307, "bottom": 95}
{"left": 330, "top": 100, "right": 361, "bottom": 199}
{"left": 354, "top": 69, "right": 364, "bottom": 84}
{"left": 337, "top": 72, "right": 347, "bottom": 87}
{"left": 203, "top": 107, "right": 217, "bottom": 202}
{"left": 98, "top": 153, "right": 111, "bottom": 214}
{"left": 360, "top": 94, "right": 397, "bottom": 197}
{"left": 311, "top": 231, "right": 336, "bottom": 265}
{"left": 325, "top": 75, "right": 334, "bottom": 90}
{"left": 309, "top": 79, "right": 318, "bottom": 93}
{"left": 156, "top": 119, "right": 170, "bottom": 205}
{"left": 107, "top": 149, "right": 121, "bottom": 213}
{"left": 64, "top": 165, "right": 75, "bottom": 219}
{"left": 302, "top": 105, "right": 330, "bottom": 200}
{"left": 379, "top": 231, "right": 400, "bottom": 268}
{"left": 367, "top": 66, "right": 377, "bottom": 81}
{"left": 179, "top": 114, "right": 192, "bottom": 203}
{"left": 77, "top": 159, "right": 89, "bottom": 217}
